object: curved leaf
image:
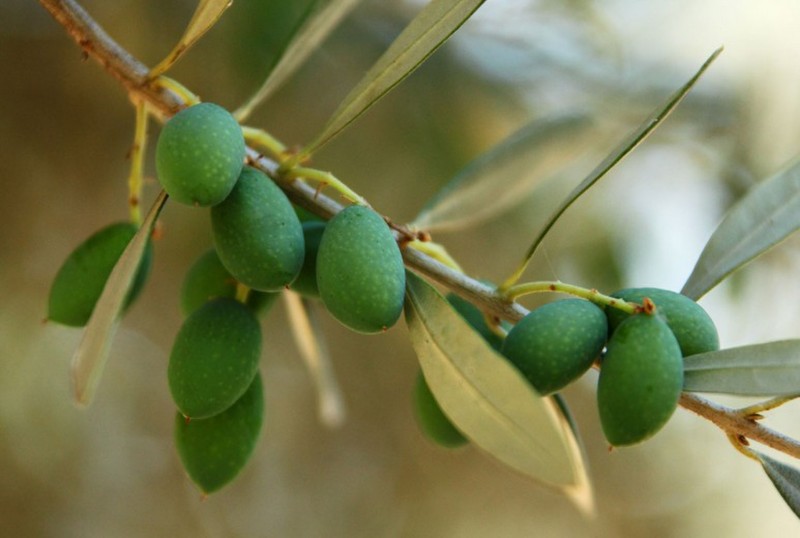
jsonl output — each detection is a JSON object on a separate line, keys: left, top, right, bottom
{"left": 412, "top": 113, "right": 595, "bottom": 232}
{"left": 682, "top": 158, "right": 800, "bottom": 300}
{"left": 683, "top": 340, "right": 800, "bottom": 396}
{"left": 303, "top": 0, "right": 487, "bottom": 156}
{"left": 71, "top": 190, "right": 168, "bottom": 407}
{"left": 756, "top": 452, "right": 800, "bottom": 520}
{"left": 501, "top": 47, "right": 723, "bottom": 290}
{"left": 235, "top": 0, "right": 362, "bottom": 122}
{"left": 404, "top": 272, "right": 593, "bottom": 512}
{"left": 150, "top": 0, "right": 233, "bottom": 78}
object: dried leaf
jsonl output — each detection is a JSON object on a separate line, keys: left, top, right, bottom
{"left": 149, "top": 0, "right": 233, "bottom": 78}
{"left": 404, "top": 272, "right": 593, "bottom": 513}
{"left": 71, "top": 190, "right": 168, "bottom": 407}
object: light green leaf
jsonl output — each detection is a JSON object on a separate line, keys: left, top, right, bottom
{"left": 412, "top": 113, "right": 595, "bottom": 232}
{"left": 149, "top": 0, "right": 233, "bottom": 78}
{"left": 71, "top": 190, "right": 168, "bottom": 407}
{"left": 501, "top": 47, "right": 723, "bottom": 290}
{"left": 283, "top": 292, "right": 346, "bottom": 428}
{"left": 303, "top": 0, "right": 486, "bottom": 156}
{"left": 681, "top": 158, "right": 800, "bottom": 300}
{"left": 756, "top": 451, "right": 800, "bottom": 520}
{"left": 404, "top": 272, "right": 593, "bottom": 512}
{"left": 683, "top": 340, "right": 800, "bottom": 396}
{"left": 235, "top": 0, "right": 362, "bottom": 122}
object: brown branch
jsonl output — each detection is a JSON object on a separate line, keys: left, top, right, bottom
{"left": 38, "top": 0, "right": 800, "bottom": 463}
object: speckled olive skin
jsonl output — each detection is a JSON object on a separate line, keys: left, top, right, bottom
{"left": 156, "top": 103, "right": 245, "bottom": 206}
{"left": 598, "top": 313, "right": 683, "bottom": 446}
{"left": 168, "top": 298, "right": 262, "bottom": 419}
{"left": 48, "top": 222, "right": 152, "bottom": 327}
{"left": 174, "top": 373, "right": 264, "bottom": 494}
{"left": 289, "top": 221, "right": 326, "bottom": 298}
{"left": 211, "top": 167, "right": 305, "bottom": 292}
{"left": 316, "top": 206, "right": 405, "bottom": 334}
{"left": 179, "top": 248, "right": 278, "bottom": 318}
{"left": 606, "top": 287, "right": 719, "bottom": 357}
{"left": 413, "top": 370, "right": 468, "bottom": 448}
{"left": 501, "top": 299, "right": 607, "bottom": 395}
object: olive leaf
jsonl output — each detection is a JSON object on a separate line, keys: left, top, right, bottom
{"left": 681, "top": 158, "right": 800, "bottom": 300}
{"left": 71, "top": 190, "right": 168, "bottom": 407}
{"left": 149, "top": 0, "right": 233, "bottom": 78}
{"left": 404, "top": 272, "right": 593, "bottom": 513}
{"left": 234, "top": 0, "right": 362, "bottom": 122}
{"left": 683, "top": 340, "right": 800, "bottom": 396}
{"left": 302, "top": 0, "right": 487, "bottom": 156}
{"left": 756, "top": 452, "right": 800, "bottom": 520}
{"left": 500, "top": 47, "right": 723, "bottom": 290}
{"left": 411, "top": 113, "right": 595, "bottom": 233}
{"left": 283, "top": 292, "right": 346, "bottom": 429}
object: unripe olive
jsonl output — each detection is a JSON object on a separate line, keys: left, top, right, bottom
{"left": 606, "top": 287, "right": 719, "bottom": 356}
{"left": 48, "top": 222, "right": 153, "bottom": 327}
{"left": 446, "top": 292, "right": 505, "bottom": 351}
{"left": 501, "top": 299, "right": 607, "bottom": 395}
{"left": 289, "top": 221, "right": 326, "bottom": 298}
{"left": 413, "top": 370, "right": 468, "bottom": 448}
{"left": 155, "top": 103, "right": 245, "bottom": 206}
{"left": 175, "top": 372, "right": 264, "bottom": 494}
{"left": 180, "top": 248, "right": 278, "bottom": 318}
{"left": 597, "top": 313, "right": 683, "bottom": 446}
{"left": 211, "top": 167, "right": 305, "bottom": 292}
{"left": 316, "top": 206, "right": 405, "bottom": 334}
{"left": 168, "top": 297, "right": 262, "bottom": 419}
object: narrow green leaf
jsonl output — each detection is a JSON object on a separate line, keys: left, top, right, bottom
{"left": 681, "top": 158, "right": 800, "bottom": 300}
{"left": 283, "top": 291, "right": 346, "bottom": 428}
{"left": 71, "top": 190, "right": 168, "bottom": 407}
{"left": 683, "top": 340, "right": 800, "bottom": 396}
{"left": 234, "top": 0, "right": 362, "bottom": 122}
{"left": 303, "top": 0, "right": 486, "bottom": 156}
{"left": 149, "top": 0, "right": 233, "bottom": 78}
{"left": 412, "top": 113, "right": 595, "bottom": 232}
{"left": 501, "top": 48, "right": 723, "bottom": 290}
{"left": 404, "top": 272, "right": 593, "bottom": 511}
{"left": 756, "top": 451, "right": 800, "bottom": 520}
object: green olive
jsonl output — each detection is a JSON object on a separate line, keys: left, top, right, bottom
{"left": 211, "top": 166, "right": 305, "bottom": 292}
{"left": 48, "top": 221, "right": 152, "bottom": 327}
{"left": 412, "top": 370, "right": 468, "bottom": 448}
{"left": 316, "top": 206, "right": 405, "bottom": 334}
{"left": 168, "top": 297, "right": 262, "bottom": 419}
{"left": 155, "top": 103, "right": 245, "bottom": 206}
{"left": 502, "top": 299, "right": 607, "bottom": 395}
{"left": 597, "top": 313, "right": 683, "bottom": 446}
{"left": 606, "top": 287, "right": 719, "bottom": 356}
{"left": 174, "top": 372, "right": 264, "bottom": 494}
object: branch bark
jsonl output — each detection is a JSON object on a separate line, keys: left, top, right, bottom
{"left": 37, "top": 0, "right": 800, "bottom": 462}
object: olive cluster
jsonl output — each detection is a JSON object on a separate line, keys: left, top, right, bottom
{"left": 416, "top": 287, "right": 719, "bottom": 448}
{"left": 48, "top": 103, "right": 408, "bottom": 493}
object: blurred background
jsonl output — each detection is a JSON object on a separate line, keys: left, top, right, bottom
{"left": 3, "top": 0, "right": 800, "bottom": 536}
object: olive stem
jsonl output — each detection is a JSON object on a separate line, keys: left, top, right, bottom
{"left": 505, "top": 281, "right": 640, "bottom": 314}
{"left": 39, "top": 0, "right": 800, "bottom": 467}
{"left": 282, "top": 166, "right": 368, "bottom": 206}
{"left": 406, "top": 240, "right": 464, "bottom": 273}
{"left": 127, "top": 99, "right": 148, "bottom": 225}
{"left": 737, "top": 395, "right": 800, "bottom": 418}
{"left": 242, "top": 126, "right": 288, "bottom": 163}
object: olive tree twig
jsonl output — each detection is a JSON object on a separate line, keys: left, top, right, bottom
{"left": 37, "top": 0, "right": 800, "bottom": 462}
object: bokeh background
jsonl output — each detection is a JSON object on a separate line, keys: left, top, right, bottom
{"left": 3, "top": 0, "right": 800, "bottom": 536}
